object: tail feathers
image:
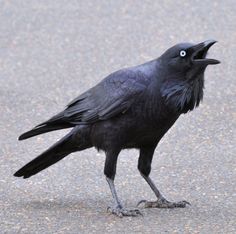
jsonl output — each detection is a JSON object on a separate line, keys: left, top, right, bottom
{"left": 14, "top": 131, "right": 76, "bottom": 178}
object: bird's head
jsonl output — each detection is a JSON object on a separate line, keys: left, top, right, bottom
{"left": 160, "top": 40, "right": 220, "bottom": 74}
{"left": 160, "top": 40, "right": 220, "bottom": 113}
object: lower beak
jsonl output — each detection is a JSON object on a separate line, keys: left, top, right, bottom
{"left": 191, "top": 40, "right": 220, "bottom": 65}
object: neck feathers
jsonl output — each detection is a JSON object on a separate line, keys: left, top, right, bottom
{"left": 161, "top": 77, "right": 204, "bottom": 113}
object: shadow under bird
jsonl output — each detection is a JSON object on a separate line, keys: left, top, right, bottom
{"left": 15, "top": 40, "right": 220, "bottom": 217}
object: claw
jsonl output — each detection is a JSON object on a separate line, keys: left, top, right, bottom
{"left": 175, "top": 200, "right": 191, "bottom": 207}
{"left": 136, "top": 199, "right": 147, "bottom": 207}
{"left": 182, "top": 200, "right": 191, "bottom": 206}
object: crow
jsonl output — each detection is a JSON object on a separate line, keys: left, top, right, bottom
{"left": 14, "top": 40, "right": 220, "bottom": 217}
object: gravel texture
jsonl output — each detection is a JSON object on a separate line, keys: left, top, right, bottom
{"left": 0, "top": 0, "right": 235, "bottom": 233}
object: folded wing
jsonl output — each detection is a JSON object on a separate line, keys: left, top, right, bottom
{"left": 61, "top": 69, "right": 150, "bottom": 124}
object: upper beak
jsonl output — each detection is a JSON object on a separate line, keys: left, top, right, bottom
{"left": 191, "top": 40, "right": 220, "bottom": 65}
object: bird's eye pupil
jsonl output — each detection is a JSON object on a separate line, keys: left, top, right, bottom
{"left": 180, "top": 50, "right": 186, "bottom": 57}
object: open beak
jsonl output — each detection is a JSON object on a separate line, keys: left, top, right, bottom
{"left": 191, "top": 40, "right": 220, "bottom": 65}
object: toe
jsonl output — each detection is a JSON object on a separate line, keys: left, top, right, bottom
{"left": 136, "top": 199, "right": 191, "bottom": 209}
{"left": 107, "top": 206, "right": 123, "bottom": 217}
{"left": 134, "top": 209, "right": 143, "bottom": 216}
{"left": 136, "top": 199, "right": 147, "bottom": 207}
{"left": 123, "top": 208, "right": 142, "bottom": 217}
{"left": 107, "top": 206, "right": 142, "bottom": 217}
{"left": 175, "top": 200, "right": 191, "bottom": 208}
{"left": 183, "top": 200, "right": 191, "bottom": 206}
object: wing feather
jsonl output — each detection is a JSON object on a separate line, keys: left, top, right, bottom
{"left": 61, "top": 69, "right": 150, "bottom": 124}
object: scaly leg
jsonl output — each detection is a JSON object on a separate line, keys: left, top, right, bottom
{"left": 137, "top": 147, "right": 190, "bottom": 208}
{"left": 104, "top": 150, "right": 142, "bottom": 217}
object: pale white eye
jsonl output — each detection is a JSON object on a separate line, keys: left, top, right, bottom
{"left": 180, "top": 50, "right": 186, "bottom": 57}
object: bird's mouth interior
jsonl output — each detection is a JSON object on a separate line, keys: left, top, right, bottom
{"left": 191, "top": 41, "right": 220, "bottom": 65}
{"left": 193, "top": 48, "right": 207, "bottom": 60}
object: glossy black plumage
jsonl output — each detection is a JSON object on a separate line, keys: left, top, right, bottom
{"left": 14, "top": 40, "right": 220, "bottom": 217}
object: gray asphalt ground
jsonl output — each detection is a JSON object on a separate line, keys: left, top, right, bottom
{"left": 0, "top": 0, "right": 236, "bottom": 233}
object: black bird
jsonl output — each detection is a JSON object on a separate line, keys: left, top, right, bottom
{"left": 14, "top": 40, "right": 220, "bottom": 217}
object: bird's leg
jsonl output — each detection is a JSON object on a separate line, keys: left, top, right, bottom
{"left": 106, "top": 177, "right": 122, "bottom": 208}
{"left": 138, "top": 174, "right": 190, "bottom": 208}
{"left": 106, "top": 177, "right": 141, "bottom": 217}
{"left": 137, "top": 147, "right": 190, "bottom": 208}
{"left": 104, "top": 150, "right": 142, "bottom": 217}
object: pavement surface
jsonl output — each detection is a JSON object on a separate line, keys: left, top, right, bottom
{"left": 0, "top": 0, "right": 236, "bottom": 233}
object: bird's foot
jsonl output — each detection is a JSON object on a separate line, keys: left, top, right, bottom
{"left": 137, "top": 198, "right": 190, "bottom": 208}
{"left": 107, "top": 205, "right": 142, "bottom": 217}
